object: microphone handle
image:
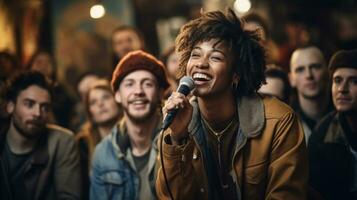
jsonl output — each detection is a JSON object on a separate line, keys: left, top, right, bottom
{"left": 162, "top": 109, "right": 178, "bottom": 130}
{"left": 161, "top": 83, "right": 192, "bottom": 130}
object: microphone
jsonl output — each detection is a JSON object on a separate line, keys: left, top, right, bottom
{"left": 162, "top": 76, "right": 195, "bottom": 130}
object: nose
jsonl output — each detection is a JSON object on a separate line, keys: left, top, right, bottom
{"left": 97, "top": 99, "right": 105, "bottom": 108}
{"left": 133, "top": 84, "right": 144, "bottom": 96}
{"left": 196, "top": 56, "right": 209, "bottom": 69}
{"left": 338, "top": 80, "right": 349, "bottom": 93}
{"left": 306, "top": 68, "right": 313, "bottom": 79}
{"left": 33, "top": 104, "right": 42, "bottom": 118}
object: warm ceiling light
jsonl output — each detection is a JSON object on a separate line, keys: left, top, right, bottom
{"left": 234, "top": 0, "right": 251, "bottom": 13}
{"left": 90, "top": 4, "right": 105, "bottom": 19}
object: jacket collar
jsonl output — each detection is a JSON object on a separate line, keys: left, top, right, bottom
{"left": 188, "top": 93, "right": 265, "bottom": 138}
{"left": 110, "top": 117, "right": 161, "bottom": 158}
{"left": 109, "top": 118, "right": 160, "bottom": 174}
{"left": 324, "top": 112, "right": 353, "bottom": 146}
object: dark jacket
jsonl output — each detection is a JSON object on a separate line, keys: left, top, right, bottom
{"left": 156, "top": 94, "right": 308, "bottom": 200}
{"left": 309, "top": 111, "right": 357, "bottom": 200}
{"left": 0, "top": 123, "right": 82, "bottom": 200}
{"left": 290, "top": 98, "right": 334, "bottom": 144}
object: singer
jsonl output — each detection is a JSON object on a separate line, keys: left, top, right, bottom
{"left": 156, "top": 8, "right": 308, "bottom": 200}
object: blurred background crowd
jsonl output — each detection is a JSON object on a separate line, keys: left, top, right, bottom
{"left": 1, "top": 0, "right": 356, "bottom": 130}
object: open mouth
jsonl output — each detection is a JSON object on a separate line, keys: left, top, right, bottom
{"left": 129, "top": 99, "right": 149, "bottom": 106}
{"left": 192, "top": 72, "right": 212, "bottom": 84}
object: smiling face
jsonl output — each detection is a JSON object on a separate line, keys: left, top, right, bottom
{"left": 115, "top": 70, "right": 163, "bottom": 123}
{"left": 88, "top": 88, "right": 120, "bottom": 125}
{"left": 332, "top": 68, "right": 357, "bottom": 113}
{"left": 186, "top": 39, "right": 235, "bottom": 98}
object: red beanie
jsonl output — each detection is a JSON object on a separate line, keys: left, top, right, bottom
{"left": 111, "top": 50, "right": 170, "bottom": 91}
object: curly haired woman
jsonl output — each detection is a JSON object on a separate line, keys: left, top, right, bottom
{"left": 156, "top": 8, "right": 308, "bottom": 200}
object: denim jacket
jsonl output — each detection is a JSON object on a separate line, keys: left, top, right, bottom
{"left": 90, "top": 121, "right": 159, "bottom": 200}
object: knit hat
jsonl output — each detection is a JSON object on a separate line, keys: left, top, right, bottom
{"left": 329, "top": 49, "right": 357, "bottom": 74}
{"left": 111, "top": 50, "right": 169, "bottom": 91}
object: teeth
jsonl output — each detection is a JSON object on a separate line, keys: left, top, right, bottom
{"left": 193, "top": 73, "right": 211, "bottom": 80}
{"left": 132, "top": 100, "right": 145, "bottom": 104}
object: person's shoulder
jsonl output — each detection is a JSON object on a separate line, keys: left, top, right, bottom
{"left": 75, "top": 122, "right": 92, "bottom": 142}
{"left": 46, "top": 123, "right": 74, "bottom": 140}
{"left": 315, "top": 111, "right": 337, "bottom": 131}
{"left": 45, "top": 124, "right": 77, "bottom": 155}
{"left": 93, "top": 130, "right": 118, "bottom": 161}
{"left": 310, "top": 111, "right": 337, "bottom": 144}
{"left": 92, "top": 132, "right": 124, "bottom": 170}
{"left": 261, "top": 95, "right": 294, "bottom": 120}
{"left": 95, "top": 133, "right": 113, "bottom": 152}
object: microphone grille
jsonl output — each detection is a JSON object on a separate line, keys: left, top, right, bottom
{"left": 179, "top": 76, "right": 195, "bottom": 90}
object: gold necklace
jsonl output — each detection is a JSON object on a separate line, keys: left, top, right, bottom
{"left": 201, "top": 116, "right": 236, "bottom": 137}
{"left": 202, "top": 116, "right": 237, "bottom": 190}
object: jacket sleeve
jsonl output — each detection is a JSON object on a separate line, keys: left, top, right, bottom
{"left": 155, "top": 129, "right": 202, "bottom": 200}
{"left": 265, "top": 111, "right": 308, "bottom": 200}
{"left": 55, "top": 135, "right": 82, "bottom": 200}
{"left": 90, "top": 147, "right": 109, "bottom": 200}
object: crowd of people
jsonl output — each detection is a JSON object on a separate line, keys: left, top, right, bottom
{"left": 0, "top": 7, "right": 356, "bottom": 200}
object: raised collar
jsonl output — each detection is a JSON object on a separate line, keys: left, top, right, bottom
{"left": 324, "top": 112, "right": 357, "bottom": 148}
{"left": 188, "top": 93, "right": 265, "bottom": 138}
{"left": 111, "top": 117, "right": 161, "bottom": 158}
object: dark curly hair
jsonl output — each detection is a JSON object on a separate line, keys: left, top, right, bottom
{"left": 175, "top": 8, "right": 266, "bottom": 97}
{"left": 5, "top": 70, "right": 52, "bottom": 102}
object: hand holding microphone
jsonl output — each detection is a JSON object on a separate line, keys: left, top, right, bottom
{"left": 162, "top": 76, "right": 195, "bottom": 143}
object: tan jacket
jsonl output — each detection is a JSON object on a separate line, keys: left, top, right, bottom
{"left": 156, "top": 95, "right": 308, "bottom": 200}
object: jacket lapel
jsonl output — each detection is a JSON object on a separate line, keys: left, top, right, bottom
{"left": 25, "top": 132, "right": 49, "bottom": 200}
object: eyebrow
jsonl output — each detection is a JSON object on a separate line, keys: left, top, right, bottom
{"left": 294, "top": 66, "right": 305, "bottom": 71}
{"left": 122, "top": 77, "right": 157, "bottom": 83}
{"left": 334, "top": 75, "right": 357, "bottom": 78}
{"left": 192, "top": 46, "right": 227, "bottom": 57}
{"left": 23, "top": 98, "right": 51, "bottom": 105}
